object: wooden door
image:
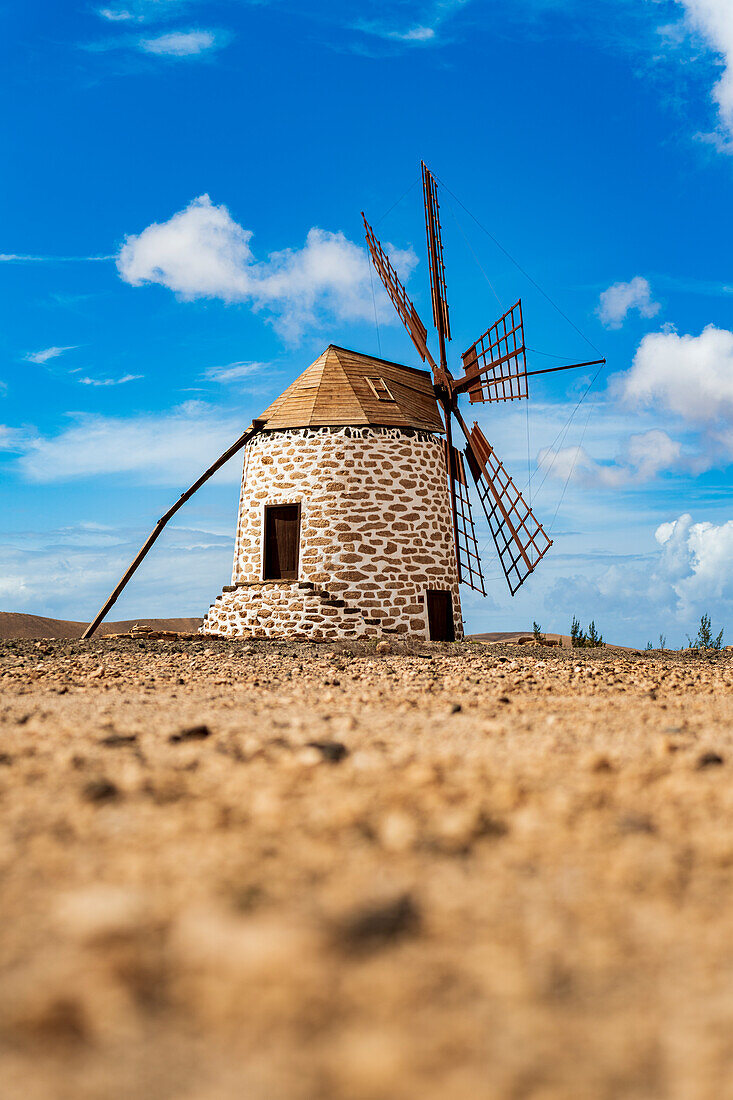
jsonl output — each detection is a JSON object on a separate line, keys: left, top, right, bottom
{"left": 263, "top": 504, "right": 300, "bottom": 580}
{"left": 426, "top": 590, "right": 455, "bottom": 641}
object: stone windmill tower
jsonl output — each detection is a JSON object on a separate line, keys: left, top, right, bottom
{"left": 81, "top": 162, "right": 603, "bottom": 642}
{"left": 201, "top": 344, "right": 462, "bottom": 640}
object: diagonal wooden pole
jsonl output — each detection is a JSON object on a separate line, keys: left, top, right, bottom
{"left": 81, "top": 419, "right": 264, "bottom": 639}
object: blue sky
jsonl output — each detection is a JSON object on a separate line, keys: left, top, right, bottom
{"left": 1, "top": 0, "right": 732, "bottom": 646}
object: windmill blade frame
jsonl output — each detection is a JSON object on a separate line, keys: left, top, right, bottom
{"left": 459, "top": 300, "right": 528, "bottom": 404}
{"left": 362, "top": 162, "right": 597, "bottom": 603}
{"left": 421, "top": 161, "right": 451, "bottom": 349}
{"left": 362, "top": 214, "right": 436, "bottom": 369}
{"left": 454, "top": 413, "right": 552, "bottom": 595}
{"left": 445, "top": 441, "right": 486, "bottom": 595}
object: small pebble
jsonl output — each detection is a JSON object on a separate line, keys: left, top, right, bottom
{"left": 334, "top": 893, "right": 420, "bottom": 953}
{"left": 169, "top": 724, "right": 211, "bottom": 743}
{"left": 306, "top": 740, "right": 349, "bottom": 763}
{"left": 99, "top": 734, "right": 137, "bottom": 747}
{"left": 589, "top": 753, "right": 613, "bottom": 773}
{"left": 618, "top": 813, "right": 656, "bottom": 834}
{"left": 82, "top": 778, "right": 119, "bottom": 803}
{"left": 697, "top": 751, "right": 724, "bottom": 769}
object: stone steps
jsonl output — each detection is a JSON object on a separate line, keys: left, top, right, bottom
{"left": 202, "top": 575, "right": 414, "bottom": 640}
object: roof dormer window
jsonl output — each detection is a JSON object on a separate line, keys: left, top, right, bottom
{"left": 365, "top": 376, "right": 396, "bottom": 401}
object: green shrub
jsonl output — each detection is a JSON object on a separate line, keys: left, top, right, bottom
{"left": 571, "top": 617, "right": 586, "bottom": 648}
{"left": 571, "top": 617, "right": 604, "bottom": 648}
{"left": 687, "top": 613, "right": 724, "bottom": 651}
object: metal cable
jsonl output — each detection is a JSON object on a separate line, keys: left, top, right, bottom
{"left": 526, "top": 398, "right": 532, "bottom": 510}
{"left": 549, "top": 397, "right": 595, "bottom": 533}
{"left": 374, "top": 177, "right": 420, "bottom": 226}
{"left": 433, "top": 172, "right": 603, "bottom": 356}
{"left": 531, "top": 361, "right": 605, "bottom": 498}
{"left": 473, "top": 360, "right": 604, "bottom": 559}
{"left": 444, "top": 198, "right": 504, "bottom": 310}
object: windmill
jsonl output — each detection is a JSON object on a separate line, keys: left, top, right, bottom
{"left": 361, "top": 162, "right": 605, "bottom": 597}
{"left": 81, "top": 162, "right": 604, "bottom": 641}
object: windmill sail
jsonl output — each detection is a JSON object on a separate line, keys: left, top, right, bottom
{"left": 462, "top": 422, "right": 552, "bottom": 595}
{"left": 459, "top": 300, "right": 528, "bottom": 404}
{"left": 422, "top": 162, "right": 451, "bottom": 346}
{"left": 445, "top": 442, "right": 485, "bottom": 594}
{"left": 362, "top": 214, "right": 436, "bottom": 368}
{"left": 365, "top": 161, "right": 594, "bottom": 604}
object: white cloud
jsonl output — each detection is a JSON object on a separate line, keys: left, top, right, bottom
{"left": 138, "top": 29, "right": 222, "bottom": 56}
{"left": 619, "top": 323, "right": 733, "bottom": 424}
{"left": 545, "top": 512, "right": 733, "bottom": 638}
{"left": 677, "top": 0, "right": 733, "bottom": 144}
{"left": 77, "top": 374, "right": 143, "bottom": 386}
{"left": 116, "top": 194, "right": 418, "bottom": 341}
{"left": 0, "top": 425, "right": 26, "bottom": 451}
{"left": 97, "top": 7, "right": 140, "bottom": 21}
{"left": 203, "top": 361, "right": 268, "bottom": 384}
{"left": 24, "top": 346, "right": 77, "bottom": 365}
{"left": 96, "top": 0, "right": 189, "bottom": 23}
{"left": 537, "top": 428, "right": 683, "bottom": 489}
{"left": 16, "top": 402, "right": 246, "bottom": 485}
{"left": 0, "top": 253, "right": 112, "bottom": 264}
{"left": 357, "top": 21, "right": 437, "bottom": 42}
{"left": 353, "top": 0, "right": 470, "bottom": 47}
{"left": 656, "top": 512, "right": 733, "bottom": 614}
{"left": 117, "top": 196, "right": 254, "bottom": 299}
{"left": 392, "top": 25, "right": 436, "bottom": 41}
{"left": 625, "top": 428, "right": 683, "bottom": 478}
{"left": 597, "top": 276, "right": 661, "bottom": 328}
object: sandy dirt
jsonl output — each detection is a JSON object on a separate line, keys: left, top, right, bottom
{"left": 1, "top": 634, "right": 732, "bottom": 1100}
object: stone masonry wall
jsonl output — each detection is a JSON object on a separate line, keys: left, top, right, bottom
{"left": 201, "top": 426, "right": 462, "bottom": 640}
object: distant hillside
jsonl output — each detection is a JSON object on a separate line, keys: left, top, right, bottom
{"left": 0, "top": 612, "right": 203, "bottom": 640}
{"left": 1, "top": 615, "right": 631, "bottom": 649}
{"left": 469, "top": 630, "right": 570, "bottom": 647}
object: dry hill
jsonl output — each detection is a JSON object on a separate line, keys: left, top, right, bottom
{"left": 0, "top": 612, "right": 202, "bottom": 641}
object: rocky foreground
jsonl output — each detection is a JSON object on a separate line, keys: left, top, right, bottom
{"left": 1, "top": 635, "right": 732, "bottom": 1100}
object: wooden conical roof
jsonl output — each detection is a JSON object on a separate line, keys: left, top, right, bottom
{"left": 257, "top": 345, "right": 444, "bottom": 433}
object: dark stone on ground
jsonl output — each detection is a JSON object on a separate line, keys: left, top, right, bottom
{"left": 697, "top": 751, "right": 724, "bottom": 769}
{"left": 335, "top": 893, "right": 421, "bottom": 953}
{"left": 306, "top": 740, "right": 349, "bottom": 763}
{"left": 169, "top": 724, "right": 212, "bottom": 743}
{"left": 82, "top": 778, "right": 119, "bottom": 803}
{"left": 99, "top": 734, "right": 138, "bottom": 747}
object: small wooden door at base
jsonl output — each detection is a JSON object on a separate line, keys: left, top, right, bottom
{"left": 426, "top": 590, "right": 454, "bottom": 641}
{"left": 264, "top": 504, "right": 300, "bottom": 580}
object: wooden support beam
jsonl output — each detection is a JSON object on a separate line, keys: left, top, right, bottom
{"left": 81, "top": 419, "right": 265, "bottom": 640}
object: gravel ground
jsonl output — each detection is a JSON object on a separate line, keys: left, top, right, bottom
{"left": 1, "top": 635, "right": 732, "bottom": 1100}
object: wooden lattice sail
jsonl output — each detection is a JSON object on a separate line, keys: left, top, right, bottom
{"left": 445, "top": 442, "right": 485, "bottom": 594}
{"left": 362, "top": 160, "right": 605, "bottom": 597}
{"left": 362, "top": 214, "right": 435, "bottom": 368}
{"left": 460, "top": 301, "right": 528, "bottom": 404}
{"left": 462, "top": 423, "right": 552, "bottom": 595}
